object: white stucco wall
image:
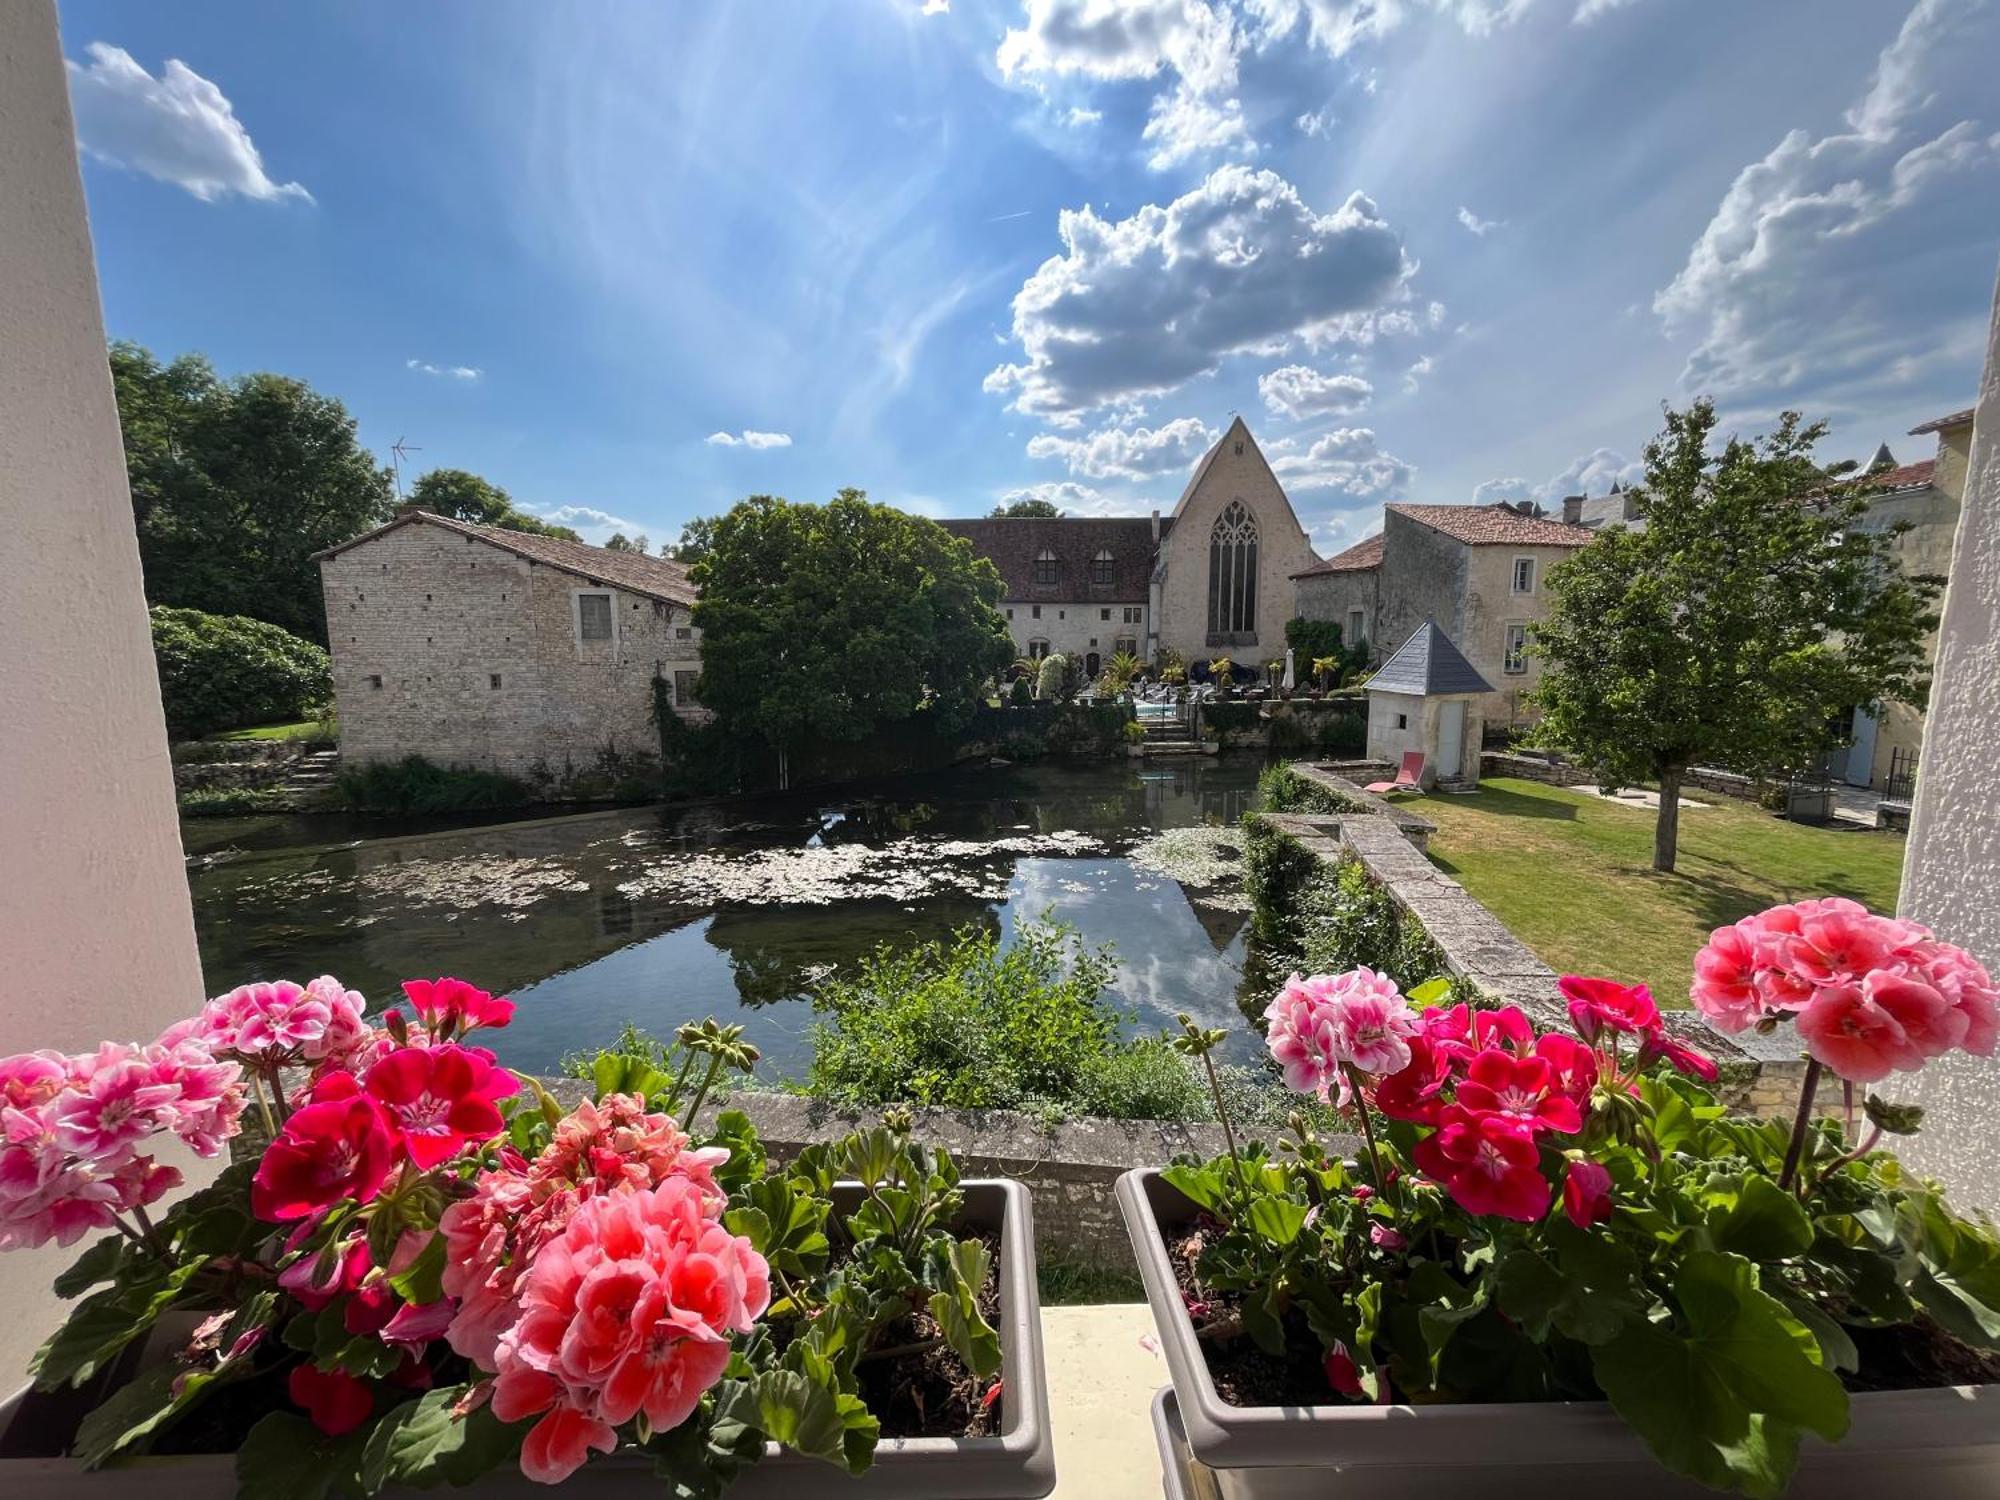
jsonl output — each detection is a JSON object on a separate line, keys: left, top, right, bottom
{"left": 998, "top": 599, "right": 1146, "bottom": 668}
{"left": 0, "top": 0, "right": 212, "bottom": 1387}
{"left": 1366, "top": 691, "right": 1482, "bottom": 786}
{"left": 1896, "top": 264, "right": 2000, "bottom": 1208}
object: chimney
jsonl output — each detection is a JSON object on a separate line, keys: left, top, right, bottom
{"left": 1151, "top": 508, "right": 1161, "bottom": 543}
{"left": 1562, "top": 494, "right": 1584, "bottom": 526}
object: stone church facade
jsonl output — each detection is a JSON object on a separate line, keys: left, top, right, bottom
{"left": 939, "top": 417, "right": 1319, "bottom": 672}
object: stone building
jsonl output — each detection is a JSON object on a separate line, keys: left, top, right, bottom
{"left": 318, "top": 511, "right": 703, "bottom": 777}
{"left": 1292, "top": 502, "right": 1595, "bottom": 726}
{"left": 940, "top": 416, "right": 1319, "bottom": 672}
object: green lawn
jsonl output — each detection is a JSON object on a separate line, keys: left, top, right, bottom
{"left": 1420, "top": 777, "right": 1905, "bottom": 1007}
{"left": 218, "top": 719, "right": 323, "bottom": 741}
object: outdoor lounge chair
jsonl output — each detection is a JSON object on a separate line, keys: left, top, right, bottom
{"left": 1366, "top": 752, "right": 1426, "bottom": 796}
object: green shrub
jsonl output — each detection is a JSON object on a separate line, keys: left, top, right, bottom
{"left": 805, "top": 919, "right": 1208, "bottom": 1122}
{"left": 335, "top": 755, "right": 530, "bottom": 814}
{"left": 176, "top": 786, "right": 292, "bottom": 818}
{"left": 150, "top": 606, "right": 330, "bottom": 739}
{"left": 1256, "top": 761, "right": 1357, "bottom": 814}
{"left": 1008, "top": 675, "right": 1034, "bottom": 707}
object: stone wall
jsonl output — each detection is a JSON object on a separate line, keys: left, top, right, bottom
{"left": 1000, "top": 598, "right": 1146, "bottom": 667}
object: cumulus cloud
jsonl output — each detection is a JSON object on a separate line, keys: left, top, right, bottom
{"left": 1654, "top": 0, "right": 2000, "bottom": 402}
{"left": 1402, "top": 355, "right": 1434, "bottom": 394}
{"left": 406, "top": 358, "right": 482, "bottom": 381}
{"left": 997, "top": 0, "right": 1251, "bottom": 168}
{"left": 1542, "top": 448, "right": 1643, "bottom": 498}
{"left": 65, "top": 43, "right": 311, "bottom": 204}
{"left": 1456, "top": 206, "right": 1501, "bottom": 236}
{"left": 986, "top": 166, "right": 1412, "bottom": 423}
{"left": 1296, "top": 104, "right": 1338, "bottom": 138}
{"left": 1258, "top": 365, "right": 1373, "bottom": 419}
{"left": 705, "top": 430, "right": 793, "bottom": 448}
{"left": 1026, "top": 416, "right": 1216, "bottom": 479}
{"left": 1246, "top": 0, "right": 1535, "bottom": 58}
{"left": 526, "top": 505, "right": 647, "bottom": 544}
{"left": 1469, "top": 476, "right": 1534, "bottom": 505}
{"left": 997, "top": 480, "right": 1127, "bottom": 515}
{"left": 1573, "top": 0, "right": 1640, "bottom": 19}
{"left": 922, "top": 0, "right": 951, "bottom": 13}
{"left": 1266, "top": 426, "right": 1413, "bottom": 498}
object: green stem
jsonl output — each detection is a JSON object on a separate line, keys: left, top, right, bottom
{"left": 1343, "top": 1063, "right": 1396, "bottom": 1209}
{"left": 249, "top": 1072, "right": 277, "bottom": 1139}
{"left": 682, "top": 1055, "right": 724, "bottom": 1130}
{"left": 663, "top": 1050, "right": 697, "bottom": 1116}
{"left": 1778, "top": 1058, "right": 1824, "bottom": 1194}
{"left": 1198, "top": 1050, "right": 1250, "bottom": 1217}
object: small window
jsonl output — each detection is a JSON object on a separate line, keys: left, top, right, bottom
{"left": 1346, "top": 608, "right": 1365, "bottom": 645}
{"left": 1123, "top": 605, "right": 1142, "bottom": 624}
{"left": 676, "top": 626, "right": 692, "bottom": 640}
{"left": 673, "top": 669, "right": 699, "bottom": 705}
{"left": 489, "top": 673, "right": 502, "bottom": 690}
{"left": 1033, "top": 549, "right": 1058, "bottom": 587}
{"left": 367, "top": 674, "right": 383, "bottom": 690}
{"left": 1031, "top": 604, "right": 1042, "bottom": 620}
{"left": 1101, "top": 608, "right": 1112, "bottom": 621}
{"left": 1396, "top": 712, "right": 1408, "bottom": 730}
{"left": 1027, "top": 638, "right": 1050, "bottom": 659}
{"left": 1504, "top": 624, "right": 1528, "bottom": 675}
{"left": 577, "top": 592, "right": 613, "bottom": 641}
{"left": 1006, "top": 608, "right": 1015, "bottom": 620}
{"left": 1512, "top": 557, "right": 1535, "bottom": 594}
{"left": 1090, "top": 549, "right": 1114, "bottom": 585}
{"left": 1089, "top": 638, "right": 1098, "bottom": 649}
{"left": 1114, "top": 636, "right": 1138, "bottom": 657}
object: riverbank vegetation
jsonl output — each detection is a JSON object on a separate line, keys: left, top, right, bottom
{"left": 334, "top": 754, "right": 532, "bottom": 814}
{"left": 151, "top": 606, "right": 331, "bottom": 739}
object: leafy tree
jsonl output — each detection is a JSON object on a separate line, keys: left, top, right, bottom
{"left": 604, "top": 532, "right": 634, "bottom": 551}
{"left": 690, "top": 491, "right": 1013, "bottom": 781}
{"left": 1531, "top": 400, "right": 1941, "bottom": 872}
{"left": 989, "top": 497, "right": 1061, "bottom": 518}
{"left": 150, "top": 607, "right": 331, "bottom": 739}
{"left": 405, "top": 468, "right": 581, "bottom": 540}
{"left": 1286, "top": 615, "right": 1367, "bottom": 678}
{"left": 112, "top": 343, "right": 396, "bottom": 644}
{"left": 666, "top": 516, "right": 719, "bottom": 562}
{"left": 1036, "top": 652, "right": 1083, "bottom": 704}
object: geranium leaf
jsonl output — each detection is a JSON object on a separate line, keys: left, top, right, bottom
{"left": 386, "top": 1232, "right": 447, "bottom": 1306}
{"left": 29, "top": 1258, "right": 206, "bottom": 1390}
{"left": 1245, "top": 1196, "right": 1308, "bottom": 1247}
{"left": 752, "top": 1368, "right": 879, "bottom": 1474}
{"left": 1161, "top": 1163, "right": 1229, "bottom": 1214}
{"left": 1715, "top": 1176, "right": 1814, "bottom": 1262}
{"left": 236, "top": 1412, "right": 370, "bottom": 1500}
{"left": 928, "top": 1238, "right": 1001, "bottom": 1378}
{"left": 51, "top": 1235, "right": 127, "bottom": 1298}
{"left": 359, "top": 1386, "right": 523, "bottom": 1490}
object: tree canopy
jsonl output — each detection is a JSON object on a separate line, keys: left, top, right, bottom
{"left": 990, "top": 497, "right": 1061, "bottom": 518}
{"left": 666, "top": 515, "right": 719, "bottom": 562}
{"left": 406, "top": 468, "right": 581, "bottom": 540}
{"left": 150, "top": 606, "right": 330, "bottom": 739}
{"left": 112, "top": 342, "right": 396, "bottom": 643}
{"left": 690, "top": 491, "right": 1013, "bottom": 763}
{"left": 1530, "top": 400, "right": 1942, "bottom": 872}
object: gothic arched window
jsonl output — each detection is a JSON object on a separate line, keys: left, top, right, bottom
{"left": 1207, "top": 500, "right": 1259, "bottom": 638}
{"left": 1033, "top": 549, "right": 1058, "bottom": 587}
{"left": 1090, "top": 549, "right": 1114, "bottom": 585}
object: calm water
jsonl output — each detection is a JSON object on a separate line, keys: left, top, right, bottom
{"left": 186, "top": 758, "right": 1268, "bottom": 1078}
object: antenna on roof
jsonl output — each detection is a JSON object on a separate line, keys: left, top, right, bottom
{"left": 389, "top": 437, "right": 423, "bottom": 500}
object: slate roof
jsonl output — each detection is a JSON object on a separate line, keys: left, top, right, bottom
{"left": 936, "top": 516, "right": 1165, "bottom": 598}
{"left": 315, "top": 511, "right": 698, "bottom": 607}
{"left": 1388, "top": 503, "right": 1597, "bottom": 548}
{"left": 1908, "top": 408, "right": 1974, "bottom": 436}
{"left": 1291, "top": 533, "right": 1383, "bottom": 578}
{"left": 1367, "top": 619, "right": 1495, "bottom": 697}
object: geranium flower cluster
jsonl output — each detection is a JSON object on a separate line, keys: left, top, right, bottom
{"left": 1692, "top": 897, "right": 1998, "bottom": 1082}
{"left": 0, "top": 1028, "right": 243, "bottom": 1250}
{"left": 1267, "top": 970, "right": 1715, "bottom": 1224}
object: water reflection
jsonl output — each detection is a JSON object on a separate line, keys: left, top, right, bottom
{"left": 188, "top": 757, "right": 1268, "bottom": 1076}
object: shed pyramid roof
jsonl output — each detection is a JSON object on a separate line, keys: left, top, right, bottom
{"left": 1367, "top": 619, "right": 1495, "bottom": 697}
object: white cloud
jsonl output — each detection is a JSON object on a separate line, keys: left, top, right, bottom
{"left": 526, "top": 504, "right": 647, "bottom": 544}
{"left": 921, "top": 0, "right": 951, "bottom": 14}
{"left": 1470, "top": 476, "right": 1534, "bottom": 505}
{"left": 1258, "top": 364, "right": 1373, "bottom": 419}
{"left": 1026, "top": 416, "right": 1216, "bottom": 479}
{"left": 1063, "top": 105, "right": 1103, "bottom": 127}
{"left": 1540, "top": 447, "right": 1643, "bottom": 498}
{"left": 1296, "top": 104, "right": 1338, "bottom": 138}
{"left": 1401, "top": 354, "right": 1434, "bottom": 394}
{"left": 998, "top": 480, "right": 1127, "bottom": 515}
{"left": 987, "top": 166, "right": 1412, "bottom": 423}
{"left": 705, "top": 430, "right": 794, "bottom": 449}
{"left": 1246, "top": 0, "right": 1535, "bottom": 59}
{"left": 406, "top": 358, "right": 482, "bottom": 381}
{"left": 998, "top": 0, "right": 1251, "bottom": 169}
{"left": 1456, "top": 205, "right": 1501, "bottom": 236}
{"left": 1266, "top": 426, "right": 1413, "bottom": 498}
{"left": 1573, "top": 0, "right": 1640, "bottom": 20}
{"left": 1654, "top": 0, "right": 2000, "bottom": 401}
{"left": 65, "top": 43, "right": 311, "bottom": 204}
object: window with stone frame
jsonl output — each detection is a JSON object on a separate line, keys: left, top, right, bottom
{"left": 1512, "top": 557, "right": 1536, "bottom": 594}
{"left": 674, "top": 669, "right": 699, "bottom": 705}
{"left": 1207, "top": 499, "right": 1259, "bottom": 638}
{"left": 577, "top": 591, "right": 614, "bottom": 641}
{"left": 1123, "top": 605, "right": 1142, "bottom": 624}
{"left": 1504, "top": 623, "right": 1528, "bottom": 674}
{"left": 1113, "top": 636, "right": 1138, "bottom": 658}
{"left": 1027, "top": 638, "right": 1050, "bottom": 659}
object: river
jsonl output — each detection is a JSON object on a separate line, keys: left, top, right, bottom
{"left": 184, "top": 757, "right": 1269, "bottom": 1080}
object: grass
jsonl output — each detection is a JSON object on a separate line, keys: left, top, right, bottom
{"left": 1036, "top": 1258, "right": 1145, "bottom": 1305}
{"left": 219, "top": 719, "right": 322, "bottom": 741}
{"left": 1420, "top": 777, "right": 1905, "bottom": 1007}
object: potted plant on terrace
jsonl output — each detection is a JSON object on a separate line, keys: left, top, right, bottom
{"left": 1120, "top": 899, "right": 2000, "bottom": 1499}
{"left": 0, "top": 979, "right": 1053, "bottom": 1498}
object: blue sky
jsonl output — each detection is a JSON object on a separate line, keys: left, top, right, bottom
{"left": 58, "top": 0, "right": 2000, "bottom": 555}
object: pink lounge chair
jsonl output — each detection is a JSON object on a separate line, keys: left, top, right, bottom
{"left": 1366, "top": 752, "right": 1426, "bottom": 796}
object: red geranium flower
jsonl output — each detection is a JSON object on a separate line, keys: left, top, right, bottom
{"left": 1455, "top": 1051, "right": 1583, "bottom": 1136}
{"left": 288, "top": 1364, "right": 375, "bottom": 1436}
{"left": 1373, "top": 1035, "right": 1451, "bottom": 1124}
{"left": 1411, "top": 1106, "right": 1550, "bottom": 1222}
{"left": 364, "top": 1045, "right": 518, "bottom": 1169}
{"left": 1562, "top": 1158, "right": 1615, "bottom": 1228}
{"left": 1560, "top": 976, "right": 1660, "bottom": 1042}
{"left": 252, "top": 1094, "right": 400, "bottom": 1222}
{"left": 401, "top": 978, "right": 515, "bottom": 1040}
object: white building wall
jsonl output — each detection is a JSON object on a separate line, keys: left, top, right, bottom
{"left": 998, "top": 599, "right": 1147, "bottom": 667}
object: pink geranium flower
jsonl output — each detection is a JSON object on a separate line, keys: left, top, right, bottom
{"left": 1455, "top": 1051, "right": 1582, "bottom": 1136}
{"left": 1326, "top": 968, "right": 1421, "bottom": 1076}
{"left": 1562, "top": 1159, "right": 1615, "bottom": 1228}
{"left": 1793, "top": 984, "right": 1926, "bottom": 1083}
{"left": 1691, "top": 923, "right": 1763, "bottom": 1032}
{"left": 363, "top": 1045, "right": 518, "bottom": 1169}
{"left": 1411, "top": 1106, "right": 1550, "bottom": 1222}
{"left": 401, "top": 978, "right": 515, "bottom": 1040}
{"left": 1559, "top": 976, "right": 1660, "bottom": 1042}
{"left": 252, "top": 1093, "right": 401, "bottom": 1222}
{"left": 1264, "top": 974, "right": 1344, "bottom": 1101}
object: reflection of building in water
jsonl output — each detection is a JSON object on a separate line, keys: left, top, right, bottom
{"left": 598, "top": 887, "right": 634, "bottom": 938}
{"left": 1136, "top": 764, "right": 1257, "bottom": 829}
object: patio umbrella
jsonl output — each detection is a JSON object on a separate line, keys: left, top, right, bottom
{"left": 1282, "top": 648, "right": 1296, "bottom": 690}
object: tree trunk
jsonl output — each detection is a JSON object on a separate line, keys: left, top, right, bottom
{"left": 1654, "top": 765, "right": 1683, "bottom": 873}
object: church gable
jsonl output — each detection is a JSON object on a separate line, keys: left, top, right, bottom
{"left": 1153, "top": 417, "right": 1319, "bottom": 658}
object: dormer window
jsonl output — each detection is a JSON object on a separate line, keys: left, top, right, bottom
{"left": 1090, "top": 549, "right": 1114, "bottom": 585}
{"left": 1033, "top": 549, "right": 1058, "bottom": 587}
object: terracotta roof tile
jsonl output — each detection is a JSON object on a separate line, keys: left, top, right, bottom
{"left": 935, "top": 516, "right": 1163, "bottom": 598}
{"left": 316, "top": 512, "right": 698, "bottom": 607}
{"left": 1291, "top": 533, "right": 1383, "bottom": 578}
{"left": 1862, "top": 458, "right": 1936, "bottom": 495}
{"left": 1388, "top": 503, "right": 1596, "bottom": 547}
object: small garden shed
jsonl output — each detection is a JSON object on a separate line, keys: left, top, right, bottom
{"left": 1365, "top": 619, "right": 1494, "bottom": 788}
